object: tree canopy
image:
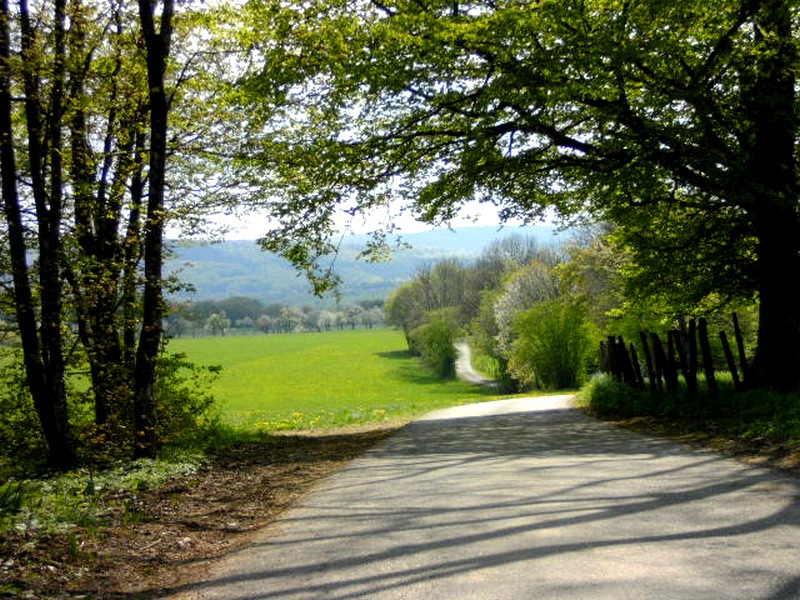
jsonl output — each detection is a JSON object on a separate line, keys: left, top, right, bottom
{"left": 231, "top": 0, "right": 800, "bottom": 390}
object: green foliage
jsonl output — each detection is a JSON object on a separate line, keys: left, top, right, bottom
{"left": 154, "top": 351, "right": 220, "bottom": 448}
{"left": 0, "top": 346, "right": 218, "bottom": 475}
{"left": 0, "top": 457, "right": 202, "bottom": 536}
{"left": 228, "top": 0, "right": 800, "bottom": 390}
{"left": 578, "top": 373, "right": 664, "bottom": 418}
{"left": 0, "top": 351, "right": 48, "bottom": 474}
{"left": 508, "top": 298, "right": 597, "bottom": 390}
{"left": 0, "top": 480, "right": 26, "bottom": 521}
{"left": 409, "top": 308, "right": 462, "bottom": 378}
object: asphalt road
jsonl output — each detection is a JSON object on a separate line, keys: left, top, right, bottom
{"left": 171, "top": 396, "right": 800, "bottom": 599}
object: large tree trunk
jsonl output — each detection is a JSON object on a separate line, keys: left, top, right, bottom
{"left": 1, "top": 0, "right": 76, "bottom": 469}
{"left": 133, "top": 0, "right": 173, "bottom": 458}
{"left": 752, "top": 218, "right": 800, "bottom": 392}
{"left": 746, "top": 0, "right": 800, "bottom": 391}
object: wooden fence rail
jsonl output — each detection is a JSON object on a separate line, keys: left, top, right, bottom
{"left": 599, "top": 314, "right": 749, "bottom": 399}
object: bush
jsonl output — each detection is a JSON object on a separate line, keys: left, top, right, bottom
{"left": 508, "top": 298, "right": 597, "bottom": 390}
{"left": 0, "top": 352, "right": 48, "bottom": 477}
{"left": 409, "top": 308, "right": 461, "bottom": 378}
{"left": 0, "top": 346, "right": 220, "bottom": 475}
{"left": 154, "top": 351, "right": 221, "bottom": 448}
{"left": 578, "top": 372, "right": 655, "bottom": 416}
{"left": 580, "top": 373, "right": 800, "bottom": 450}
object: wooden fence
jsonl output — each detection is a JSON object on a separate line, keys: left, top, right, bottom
{"left": 599, "top": 314, "right": 750, "bottom": 399}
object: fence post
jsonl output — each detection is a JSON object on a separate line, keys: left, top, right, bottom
{"left": 653, "top": 332, "right": 678, "bottom": 394}
{"left": 688, "top": 319, "right": 699, "bottom": 398}
{"left": 615, "top": 336, "right": 636, "bottom": 388}
{"left": 732, "top": 312, "right": 749, "bottom": 389}
{"left": 639, "top": 331, "right": 659, "bottom": 393}
{"left": 698, "top": 318, "right": 719, "bottom": 402}
{"left": 671, "top": 328, "right": 697, "bottom": 399}
{"left": 719, "top": 330, "right": 743, "bottom": 392}
{"left": 629, "top": 343, "right": 645, "bottom": 389}
{"left": 599, "top": 340, "right": 611, "bottom": 374}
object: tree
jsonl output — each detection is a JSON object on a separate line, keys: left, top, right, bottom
{"left": 0, "top": 0, "right": 76, "bottom": 469}
{"left": 257, "top": 314, "right": 275, "bottom": 333}
{"left": 493, "top": 258, "right": 563, "bottom": 359}
{"left": 131, "top": 0, "right": 174, "bottom": 458}
{"left": 384, "top": 282, "right": 425, "bottom": 348}
{"left": 205, "top": 312, "right": 230, "bottom": 336}
{"left": 234, "top": 0, "right": 800, "bottom": 391}
{"left": 409, "top": 308, "right": 461, "bottom": 378}
{"left": 0, "top": 0, "right": 234, "bottom": 466}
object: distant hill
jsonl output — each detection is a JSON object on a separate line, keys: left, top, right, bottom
{"left": 166, "top": 225, "right": 567, "bottom": 305}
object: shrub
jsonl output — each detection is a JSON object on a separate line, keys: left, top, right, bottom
{"left": 508, "top": 298, "right": 597, "bottom": 390}
{"left": 155, "top": 351, "right": 220, "bottom": 448}
{"left": 0, "top": 352, "right": 48, "bottom": 476}
{"left": 0, "top": 346, "right": 219, "bottom": 475}
{"left": 409, "top": 308, "right": 461, "bottom": 378}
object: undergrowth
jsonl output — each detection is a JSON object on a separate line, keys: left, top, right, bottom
{"left": 579, "top": 373, "right": 800, "bottom": 448}
{"left": 0, "top": 453, "right": 203, "bottom": 537}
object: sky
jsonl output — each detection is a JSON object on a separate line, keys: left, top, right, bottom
{"left": 213, "top": 199, "right": 528, "bottom": 240}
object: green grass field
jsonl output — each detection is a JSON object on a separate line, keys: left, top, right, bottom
{"left": 169, "top": 329, "right": 500, "bottom": 431}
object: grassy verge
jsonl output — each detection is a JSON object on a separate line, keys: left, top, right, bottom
{"left": 579, "top": 373, "right": 800, "bottom": 468}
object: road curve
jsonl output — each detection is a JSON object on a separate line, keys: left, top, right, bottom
{"left": 168, "top": 398, "right": 800, "bottom": 599}
{"left": 454, "top": 341, "right": 497, "bottom": 387}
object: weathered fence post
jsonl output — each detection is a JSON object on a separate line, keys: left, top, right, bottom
{"left": 599, "top": 340, "right": 611, "bottom": 374}
{"left": 671, "top": 328, "right": 697, "bottom": 399}
{"left": 616, "top": 336, "right": 639, "bottom": 388}
{"left": 732, "top": 313, "right": 749, "bottom": 389}
{"left": 639, "top": 331, "right": 659, "bottom": 393}
{"left": 719, "top": 330, "right": 743, "bottom": 392}
{"left": 653, "top": 332, "right": 678, "bottom": 394}
{"left": 688, "top": 319, "right": 699, "bottom": 398}
{"left": 629, "top": 343, "right": 645, "bottom": 389}
{"left": 698, "top": 318, "right": 719, "bottom": 401}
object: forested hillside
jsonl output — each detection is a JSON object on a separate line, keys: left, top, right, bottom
{"left": 166, "top": 225, "right": 562, "bottom": 305}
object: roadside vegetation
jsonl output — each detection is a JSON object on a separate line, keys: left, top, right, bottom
{"left": 385, "top": 231, "right": 798, "bottom": 467}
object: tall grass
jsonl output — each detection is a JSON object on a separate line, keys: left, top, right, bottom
{"left": 169, "top": 329, "right": 498, "bottom": 431}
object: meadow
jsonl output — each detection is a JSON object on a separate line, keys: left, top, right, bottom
{"left": 169, "top": 329, "right": 499, "bottom": 431}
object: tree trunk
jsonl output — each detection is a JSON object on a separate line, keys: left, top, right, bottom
{"left": 745, "top": 0, "right": 800, "bottom": 391}
{"left": 1, "top": 0, "right": 75, "bottom": 469}
{"left": 133, "top": 0, "right": 174, "bottom": 458}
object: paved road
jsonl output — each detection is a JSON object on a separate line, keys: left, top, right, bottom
{"left": 171, "top": 396, "right": 800, "bottom": 599}
{"left": 454, "top": 342, "right": 497, "bottom": 387}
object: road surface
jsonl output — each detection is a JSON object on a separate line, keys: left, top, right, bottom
{"left": 169, "top": 396, "right": 800, "bottom": 599}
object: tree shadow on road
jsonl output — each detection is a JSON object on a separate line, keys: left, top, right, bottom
{"left": 160, "top": 408, "right": 800, "bottom": 599}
